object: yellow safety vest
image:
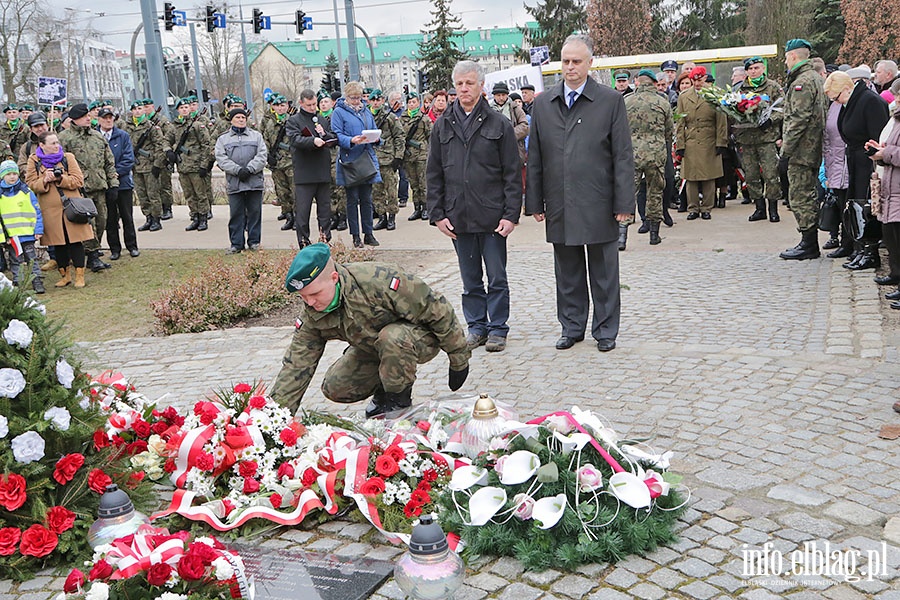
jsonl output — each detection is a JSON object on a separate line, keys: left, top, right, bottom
{"left": 0, "top": 188, "right": 37, "bottom": 243}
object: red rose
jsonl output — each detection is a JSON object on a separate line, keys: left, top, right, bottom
{"left": 403, "top": 501, "right": 423, "bottom": 519}
{"left": 163, "top": 406, "right": 180, "bottom": 422}
{"left": 151, "top": 421, "right": 169, "bottom": 436}
{"left": 88, "top": 558, "right": 114, "bottom": 581}
{"left": 111, "top": 434, "right": 126, "bottom": 447}
{"left": 384, "top": 444, "right": 406, "bottom": 462}
{"left": 64, "top": 569, "right": 85, "bottom": 593}
{"left": 301, "top": 467, "right": 318, "bottom": 487}
{"left": 249, "top": 395, "right": 266, "bottom": 409}
{"left": 375, "top": 455, "right": 399, "bottom": 477}
{"left": 164, "top": 459, "right": 177, "bottom": 473}
{"left": 146, "top": 562, "right": 172, "bottom": 586}
{"left": 416, "top": 420, "right": 431, "bottom": 433}
{"left": 127, "top": 471, "right": 145, "bottom": 489}
{"left": 279, "top": 428, "right": 298, "bottom": 447}
{"left": 270, "top": 493, "right": 282, "bottom": 508}
{"left": 127, "top": 440, "right": 148, "bottom": 455}
{"left": 53, "top": 454, "right": 86, "bottom": 486}
{"left": 108, "top": 414, "right": 127, "bottom": 430}
{"left": 359, "top": 477, "right": 386, "bottom": 497}
{"left": 277, "top": 462, "right": 295, "bottom": 480}
{"left": 238, "top": 461, "right": 258, "bottom": 478}
{"left": 233, "top": 383, "right": 252, "bottom": 394}
{"left": 87, "top": 469, "right": 113, "bottom": 494}
{"left": 0, "top": 473, "right": 28, "bottom": 511}
{"left": 410, "top": 489, "right": 431, "bottom": 505}
{"left": 46, "top": 506, "right": 76, "bottom": 534}
{"left": 188, "top": 541, "right": 220, "bottom": 565}
{"left": 422, "top": 468, "right": 438, "bottom": 483}
{"left": 131, "top": 419, "right": 151, "bottom": 438}
{"left": 243, "top": 477, "right": 260, "bottom": 494}
{"left": 177, "top": 552, "right": 207, "bottom": 581}
{"left": 0, "top": 527, "right": 21, "bottom": 556}
{"left": 19, "top": 524, "right": 58, "bottom": 558}
{"left": 195, "top": 452, "right": 215, "bottom": 471}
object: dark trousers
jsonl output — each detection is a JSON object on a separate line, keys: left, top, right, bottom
{"left": 294, "top": 182, "right": 332, "bottom": 244}
{"left": 398, "top": 165, "right": 409, "bottom": 202}
{"left": 452, "top": 232, "right": 510, "bottom": 338}
{"left": 883, "top": 222, "right": 900, "bottom": 279}
{"left": 54, "top": 242, "right": 85, "bottom": 269}
{"left": 227, "top": 190, "right": 263, "bottom": 250}
{"left": 106, "top": 188, "right": 138, "bottom": 253}
{"left": 552, "top": 241, "right": 620, "bottom": 341}
{"left": 346, "top": 183, "right": 374, "bottom": 236}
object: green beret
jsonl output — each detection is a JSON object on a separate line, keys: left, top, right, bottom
{"left": 317, "top": 89, "right": 329, "bottom": 101}
{"left": 20, "top": 104, "right": 34, "bottom": 111}
{"left": 2, "top": 104, "right": 18, "bottom": 112}
{"left": 744, "top": 56, "right": 764, "bottom": 70}
{"left": 187, "top": 95, "right": 198, "bottom": 102}
{"left": 407, "top": 91, "right": 419, "bottom": 99}
{"left": 286, "top": 243, "right": 331, "bottom": 292}
{"left": 614, "top": 70, "right": 631, "bottom": 80}
{"left": 88, "top": 101, "right": 101, "bottom": 110}
{"left": 130, "top": 100, "right": 143, "bottom": 110}
{"left": 271, "top": 94, "right": 287, "bottom": 105}
{"left": 142, "top": 98, "right": 154, "bottom": 105}
{"left": 231, "top": 96, "right": 245, "bottom": 105}
{"left": 637, "top": 69, "right": 657, "bottom": 82}
{"left": 368, "top": 88, "right": 384, "bottom": 100}
{"left": 174, "top": 97, "right": 190, "bottom": 109}
{"left": 784, "top": 39, "right": 812, "bottom": 53}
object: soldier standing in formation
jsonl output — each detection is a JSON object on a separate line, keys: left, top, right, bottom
{"left": 625, "top": 70, "right": 674, "bottom": 246}
{"left": 261, "top": 94, "right": 296, "bottom": 231}
{"left": 170, "top": 97, "right": 212, "bottom": 232}
{"left": 401, "top": 92, "right": 431, "bottom": 221}
{"left": 1, "top": 105, "right": 26, "bottom": 161}
{"left": 735, "top": 56, "right": 784, "bottom": 224}
{"left": 124, "top": 100, "right": 167, "bottom": 232}
{"left": 370, "top": 89, "right": 405, "bottom": 232}
{"left": 188, "top": 95, "right": 215, "bottom": 219}
{"left": 144, "top": 101, "right": 176, "bottom": 221}
{"left": 319, "top": 92, "right": 347, "bottom": 232}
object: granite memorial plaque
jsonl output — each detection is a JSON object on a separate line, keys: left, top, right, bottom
{"left": 234, "top": 546, "right": 395, "bottom": 600}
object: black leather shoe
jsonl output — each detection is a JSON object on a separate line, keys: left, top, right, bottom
{"left": 364, "top": 233, "right": 380, "bottom": 246}
{"left": 822, "top": 237, "right": 840, "bottom": 250}
{"left": 352, "top": 236, "right": 363, "bottom": 248}
{"left": 885, "top": 290, "right": 900, "bottom": 300}
{"left": 129, "top": 249, "right": 141, "bottom": 258}
{"left": 844, "top": 253, "right": 879, "bottom": 270}
{"left": 686, "top": 212, "right": 699, "bottom": 220}
{"left": 827, "top": 247, "right": 853, "bottom": 259}
{"left": 874, "top": 275, "right": 900, "bottom": 286}
{"left": 891, "top": 300, "right": 900, "bottom": 310}
{"left": 109, "top": 252, "right": 121, "bottom": 261}
{"left": 555, "top": 335, "right": 584, "bottom": 350}
{"left": 701, "top": 212, "right": 711, "bottom": 220}
{"left": 596, "top": 338, "right": 616, "bottom": 352}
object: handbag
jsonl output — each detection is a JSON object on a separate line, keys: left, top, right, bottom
{"left": 338, "top": 152, "right": 377, "bottom": 187}
{"left": 845, "top": 199, "right": 882, "bottom": 241}
{"left": 60, "top": 192, "right": 97, "bottom": 224}
{"left": 818, "top": 190, "right": 840, "bottom": 232}
{"left": 870, "top": 171, "right": 883, "bottom": 220}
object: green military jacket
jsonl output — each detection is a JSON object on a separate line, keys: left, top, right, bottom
{"left": 260, "top": 111, "right": 294, "bottom": 171}
{"left": 58, "top": 124, "right": 119, "bottom": 193}
{"left": 0, "top": 120, "right": 26, "bottom": 157}
{"left": 399, "top": 111, "right": 431, "bottom": 162}
{"left": 1, "top": 139, "right": 11, "bottom": 162}
{"left": 124, "top": 118, "right": 168, "bottom": 174}
{"left": 271, "top": 262, "right": 470, "bottom": 404}
{"left": 781, "top": 61, "right": 827, "bottom": 167}
{"left": 625, "top": 83, "right": 674, "bottom": 168}
{"left": 169, "top": 115, "right": 211, "bottom": 173}
{"left": 733, "top": 77, "right": 784, "bottom": 146}
{"left": 372, "top": 107, "right": 404, "bottom": 166}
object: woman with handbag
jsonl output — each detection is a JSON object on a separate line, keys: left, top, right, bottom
{"left": 867, "top": 114, "right": 900, "bottom": 307}
{"left": 24, "top": 131, "right": 92, "bottom": 288}
{"left": 331, "top": 81, "right": 382, "bottom": 248}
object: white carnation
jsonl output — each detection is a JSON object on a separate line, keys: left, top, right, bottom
{"left": 0, "top": 368, "right": 26, "bottom": 398}
{"left": 44, "top": 406, "right": 72, "bottom": 431}
{"left": 85, "top": 581, "right": 110, "bottom": 600}
{"left": 56, "top": 358, "right": 75, "bottom": 388}
{"left": 0, "top": 273, "right": 12, "bottom": 289}
{"left": 3, "top": 319, "right": 33, "bottom": 348}
{"left": 77, "top": 391, "right": 90, "bottom": 410}
{"left": 11, "top": 430, "right": 45, "bottom": 464}
{"left": 0, "top": 415, "right": 7, "bottom": 438}
{"left": 23, "top": 296, "right": 46, "bottom": 315}
{"left": 212, "top": 556, "right": 235, "bottom": 580}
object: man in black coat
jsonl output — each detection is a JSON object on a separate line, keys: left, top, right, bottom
{"left": 286, "top": 89, "right": 335, "bottom": 246}
{"left": 525, "top": 34, "right": 636, "bottom": 353}
{"left": 427, "top": 60, "right": 522, "bottom": 353}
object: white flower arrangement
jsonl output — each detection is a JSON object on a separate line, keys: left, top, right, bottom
{"left": 0, "top": 414, "right": 7, "bottom": 438}
{"left": 11, "top": 430, "right": 45, "bottom": 464}
{"left": 3, "top": 319, "right": 33, "bottom": 348}
{"left": 44, "top": 406, "right": 72, "bottom": 431}
{"left": 0, "top": 367, "right": 26, "bottom": 398}
{"left": 56, "top": 358, "right": 75, "bottom": 389}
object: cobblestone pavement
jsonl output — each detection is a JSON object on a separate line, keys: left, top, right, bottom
{"left": 7, "top": 211, "right": 900, "bottom": 599}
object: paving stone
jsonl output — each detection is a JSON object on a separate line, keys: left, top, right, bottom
{"left": 717, "top": 506, "right": 752, "bottom": 522}
{"left": 767, "top": 484, "right": 832, "bottom": 506}
{"left": 705, "top": 573, "right": 746, "bottom": 593}
{"left": 587, "top": 589, "right": 632, "bottom": 600}
{"left": 603, "top": 567, "right": 638, "bottom": 589}
{"left": 333, "top": 542, "right": 373, "bottom": 558}
{"left": 689, "top": 546, "right": 728, "bottom": 565}
{"left": 824, "top": 501, "right": 883, "bottom": 526}
{"left": 495, "top": 582, "right": 543, "bottom": 600}
{"left": 335, "top": 522, "right": 374, "bottom": 540}
{"left": 776, "top": 512, "right": 844, "bottom": 537}
{"left": 739, "top": 589, "right": 787, "bottom": 600}
{"left": 279, "top": 529, "right": 314, "bottom": 544}
{"left": 884, "top": 517, "right": 900, "bottom": 547}
{"left": 522, "top": 569, "right": 563, "bottom": 586}
{"left": 628, "top": 582, "right": 666, "bottom": 600}
{"left": 16, "top": 578, "right": 52, "bottom": 592}
{"left": 455, "top": 584, "right": 489, "bottom": 600}
{"left": 304, "top": 537, "right": 342, "bottom": 551}
{"left": 549, "top": 575, "right": 596, "bottom": 598}
{"left": 822, "top": 586, "right": 870, "bottom": 600}
{"left": 647, "top": 567, "right": 685, "bottom": 588}
{"left": 490, "top": 556, "right": 526, "bottom": 579}
{"left": 467, "top": 573, "right": 509, "bottom": 592}
{"left": 671, "top": 557, "right": 718, "bottom": 578}
{"left": 679, "top": 580, "right": 721, "bottom": 599}
{"left": 704, "top": 516, "right": 739, "bottom": 534}
{"left": 617, "top": 556, "right": 655, "bottom": 574}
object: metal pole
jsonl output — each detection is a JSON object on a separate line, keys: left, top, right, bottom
{"left": 76, "top": 45, "right": 89, "bottom": 103}
{"left": 238, "top": 3, "right": 254, "bottom": 110}
{"left": 332, "top": 0, "right": 344, "bottom": 89}
{"left": 139, "top": 0, "right": 171, "bottom": 116}
{"left": 343, "top": 0, "right": 360, "bottom": 82}
{"left": 189, "top": 23, "right": 205, "bottom": 109}
{"left": 130, "top": 23, "right": 144, "bottom": 99}
{"left": 315, "top": 21, "right": 378, "bottom": 87}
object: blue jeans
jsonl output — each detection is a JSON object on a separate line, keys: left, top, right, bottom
{"left": 227, "top": 190, "right": 263, "bottom": 249}
{"left": 346, "top": 183, "right": 374, "bottom": 236}
{"left": 452, "top": 232, "right": 510, "bottom": 338}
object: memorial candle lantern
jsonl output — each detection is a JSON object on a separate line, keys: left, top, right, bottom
{"left": 394, "top": 514, "right": 465, "bottom": 600}
{"left": 460, "top": 394, "right": 506, "bottom": 459}
{"left": 87, "top": 484, "right": 151, "bottom": 549}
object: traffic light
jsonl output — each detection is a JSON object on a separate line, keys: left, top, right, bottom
{"left": 252, "top": 8, "right": 263, "bottom": 34}
{"left": 164, "top": 2, "right": 175, "bottom": 31}
{"left": 205, "top": 5, "right": 216, "bottom": 33}
{"left": 295, "top": 9, "right": 306, "bottom": 35}
{"left": 403, "top": 84, "right": 409, "bottom": 98}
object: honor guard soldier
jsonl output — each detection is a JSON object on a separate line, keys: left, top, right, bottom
{"left": 261, "top": 93, "right": 296, "bottom": 230}
{"left": 170, "top": 97, "right": 212, "bottom": 231}
{"left": 370, "top": 89, "right": 405, "bottom": 232}
{"left": 400, "top": 92, "right": 432, "bottom": 221}
{"left": 1, "top": 104, "right": 26, "bottom": 159}
{"left": 124, "top": 100, "right": 167, "bottom": 232}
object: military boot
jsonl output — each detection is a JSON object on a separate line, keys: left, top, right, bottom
{"left": 137, "top": 216, "right": 152, "bottom": 231}
{"left": 281, "top": 215, "right": 294, "bottom": 231}
{"left": 768, "top": 199, "right": 780, "bottom": 223}
{"left": 649, "top": 221, "right": 661, "bottom": 245}
{"left": 408, "top": 206, "right": 423, "bottom": 221}
{"left": 780, "top": 228, "right": 820, "bottom": 260}
{"left": 373, "top": 214, "right": 389, "bottom": 230}
{"left": 335, "top": 213, "right": 348, "bottom": 231}
{"left": 748, "top": 198, "right": 767, "bottom": 222}
{"left": 637, "top": 221, "right": 650, "bottom": 234}
{"left": 386, "top": 213, "right": 396, "bottom": 231}
{"left": 185, "top": 214, "right": 200, "bottom": 231}
{"left": 197, "top": 216, "right": 208, "bottom": 231}
{"left": 32, "top": 277, "right": 45, "bottom": 294}
{"left": 148, "top": 216, "right": 162, "bottom": 232}
{"left": 160, "top": 206, "right": 173, "bottom": 220}
{"left": 87, "top": 250, "right": 110, "bottom": 272}
{"left": 617, "top": 223, "right": 628, "bottom": 251}
{"left": 365, "top": 386, "right": 413, "bottom": 418}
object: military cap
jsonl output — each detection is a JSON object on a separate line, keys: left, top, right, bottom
{"left": 2, "top": 104, "right": 18, "bottom": 112}
{"left": 637, "top": 68, "right": 657, "bottom": 82}
{"left": 743, "top": 56, "right": 764, "bottom": 70}
{"left": 520, "top": 83, "right": 535, "bottom": 91}
{"left": 26, "top": 112, "right": 47, "bottom": 127}
{"left": 231, "top": 96, "right": 245, "bottom": 105}
{"left": 407, "top": 91, "right": 419, "bottom": 99}
{"left": 130, "top": 100, "right": 143, "bottom": 110}
{"left": 705, "top": 74, "right": 716, "bottom": 83}
{"left": 368, "top": 88, "right": 384, "bottom": 100}
{"left": 285, "top": 243, "right": 331, "bottom": 292}
{"left": 187, "top": 95, "right": 198, "bottom": 102}
{"left": 614, "top": 70, "right": 631, "bottom": 81}
{"left": 88, "top": 100, "right": 101, "bottom": 110}
{"left": 491, "top": 81, "right": 510, "bottom": 94}
{"left": 509, "top": 92, "right": 522, "bottom": 101}
{"left": 20, "top": 104, "right": 34, "bottom": 111}
{"left": 447, "top": 88, "right": 457, "bottom": 95}
{"left": 228, "top": 107, "right": 249, "bottom": 120}
{"left": 98, "top": 107, "right": 115, "bottom": 118}
{"left": 317, "top": 89, "right": 329, "bottom": 101}
{"left": 784, "top": 39, "right": 812, "bottom": 53}
{"left": 142, "top": 98, "right": 154, "bottom": 105}
{"left": 271, "top": 94, "right": 287, "bottom": 104}
{"left": 330, "top": 91, "right": 342, "bottom": 101}
{"left": 689, "top": 66, "right": 707, "bottom": 80}
{"left": 661, "top": 59, "right": 678, "bottom": 71}
{"left": 174, "top": 97, "right": 191, "bottom": 109}
{"left": 68, "top": 103, "right": 89, "bottom": 120}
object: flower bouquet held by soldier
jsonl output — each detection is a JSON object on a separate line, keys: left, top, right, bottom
{"left": 271, "top": 243, "right": 471, "bottom": 418}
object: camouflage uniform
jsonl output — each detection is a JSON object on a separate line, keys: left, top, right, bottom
{"left": 170, "top": 114, "right": 212, "bottom": 219}
{"left": 124, "top": 116, "right": 166, "bottom": 219}
{"left": 733, "top": 77, "right": 784, "bottom": 216}
{"left": 0, "top": 139, "right": 11, "bottom": 161}
{"left": 271, "top": 262, "right": 471, "bottom": 413}
{"left": 261, "top": 111, "right": 295, "bottom": 217}
{"left": 0, "top": 120, "right": 26, "bottom": 159}
{"left": 400, "top": 111, "right": 432, "bottom": 211}
{"left": 58, "top": 124, "right": 119, "bottom": 251}
{"left": 781, "top": 60, "right": 827, "bottom": 231}
{"left": 372, "top": 107, "right": 404, "bottom": 217}
{"left": 319, "top": 112, "right": 346, "bottom": 220}
{"left": 625, "top": 82, "right": 674, "bottom": 224}
{"left": 153, "top": 114, "right": 177, "bottom": 215}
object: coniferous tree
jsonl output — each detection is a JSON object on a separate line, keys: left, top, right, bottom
{"left": 417, "top": 0, "right": 469, "bottom": 91}
{"left": 322, "top": 51, "right": 340, "bottom": 92}
{"left": 517, "top": 0, "right": 587, "bottom": 62}
{"left": 809, "top": 0, "right": 844, "bottom": 64}
{"left": 673, "top": 0, "right": 746, "bottom": 51}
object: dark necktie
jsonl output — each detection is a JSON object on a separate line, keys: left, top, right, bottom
{"left": 568, "top": 90, "right": 577, "bottom": 109}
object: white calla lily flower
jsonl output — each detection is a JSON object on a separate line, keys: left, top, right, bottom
{"left": 532, "top": 494, "right": 567, "bottom": 529}
{"left": 608, "top": 471, "right": 652, "bottom": 508}
{"left": 551, "top": 430, "right": 592, "bottom": 454}
{"left": 620, "top": 445, "right": 673, "bottom": 470}
{"left": 496, "top": 420, "right": 541, "bottom": 439}
{"left": 498, "top": 450, "right": 540, "bottom": 485}
{"left": 448, "top": 465, "right": 489, "bottom": 491}
{"left": 467, "top": 486, "right": 507, "bottom": 525}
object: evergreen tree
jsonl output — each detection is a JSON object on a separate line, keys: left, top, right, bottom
{"left": 322, "top": 51, "right": 339, "bottom": 92}
{"left": 517, "top": 0, "right": 587, "bottom": 62}
{"left": 673, "top": 0, "right": 746, "bottom": 51}
{"left": 809, "top": 0, "right": 844, "bottom": 64}
{"left": 417, "top": 0, "right": 469, "bottom": 91}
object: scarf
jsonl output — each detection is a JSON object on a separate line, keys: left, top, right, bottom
{"left": 6, "top": 119, "right": 19, "bottom": 130}
{"left": 407, "top": 108, "right": 420, "bottom": 118}
{"left": 133, "top": 113, "right": 148, "bottom": 125}
{"left": 319, "top": 109, "right": 333, "bottom": 118}
{"left": 321, "top": 281, "right": 342, "bottom": 313}
{"left": 748, "top": 75, "right": 766, "bottom": 88}
{"left": 369, "top": 105, "right": 379, "bottom": 116}
{"left": 36, "top": 146, "right": 64, "bottom": 169}
{"left": 0, "top": 179, "right": 19, "bottom": 190}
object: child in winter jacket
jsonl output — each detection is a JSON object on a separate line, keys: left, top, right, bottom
{"left": 0, "top": 159, "right": 44, "bottom": 293}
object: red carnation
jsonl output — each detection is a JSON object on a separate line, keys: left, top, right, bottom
{"left": 277, "top": 462, "right": 295, "bottom": 480}
{"left": 422, "top": 468, "right": 438, "bottom": 483}
{"left": 411, "top": 489, "right": 431, "bottom": 505}
{"left": 177, "top": 552, "right": 207, "bottom": 581}
{"left": 151, "top": 421, "right": 169, "bottom": 436}
{"left": 131, "top": 419, "right": 151, "bottom": 438}
{"left": 46, "top": 506, "right": 76, "bottom": 534}
{"left": 301, "top": 467, "right": 318, "bottom": 487}
{"left": 163, "top": 406, "right": 181, "bottom": 422}
{"left": 249, "top": 395, "right": 266, "bottom": 409}
{"left": 127, "top": 471, "right": 146, "bottom": 489}
{"left": 163, "top": 459, "right": 177, "bottom": 473}
{"left": 403, "top": 501, "right": 423, "bottom": 519}
{"left": 87, "top": 469, "right": 113, "bottom": 494}
{"left": 270, "top": 493, "right": 282, "bottom": 509}
{"left": 53, "top": 454, "right": 86, "bottom": 486}
{"left": 194, "top": 401, "right": 219, "bottom": 425}
{"left": 222, "top": 498, "right": 236, "bottom": 516}
{"left": 0, "top": 527, "right": 21, "bottom": 556}
{"left": 375, "top": 455, "right": 399, "bottom": 477}
{"left": 19, "top": 524, "right": 58, "bottom": 558}
{"left": 64, "top": 569, "right": 85, "bottom": 593}
{"left": 127, "top": 440, "right": 148, "bottom": 455}
{"left": 188, "top": 541, "right": 219, "bottom": 565}
{"left": 238, "top": 461, "right": 258, "bottom": 478}
{"left": 384, "top": 444, "right": 406, "bottom": 462}
{"left": 359, "top": 477, "right": 386, "bottom": 497}
{"left": 147, "top": 562, "right": 172, "bottom": 586}
{"left": 88, "top": 559, "right": 114, "bottom": 581}
{"left": 195, "top": 452, "right": 215, "bottom": 471}
{"left": 243, "top": 477, "right": 260, "bottom": 494}
{"left": 111, "top": 434, "right": 126, "bottom": 447}
{"left": 233, "top": 383, "right": 252, "bottom": 394}
{"left": 0, "top": 473, "right": 28, "bottom": 511}
{"left": 416, "top": 420, "right": 431, "bottom": 433}
{"left": 279, "top": 428, "right": 298, "bottom": 446}
{"left": 92, "top": 430, "right": 110, "bottom": 451}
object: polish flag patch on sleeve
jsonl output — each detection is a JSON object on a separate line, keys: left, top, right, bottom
{"left": 295, "top": 317, "right": 303, "bottom": 329}
{"left": 389, "top": 276, "right": 401, "bottom": 291}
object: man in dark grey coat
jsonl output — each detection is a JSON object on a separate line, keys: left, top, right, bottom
{"left": 427, "top": 60, "right": 522, "bottom": 353}
{"left": 524, "top": 34, "right": 636, "bottom": 353}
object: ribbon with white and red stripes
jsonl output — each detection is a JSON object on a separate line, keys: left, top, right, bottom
{"left": 106, "top": 533, "right": 186, "bottom": 580}
{"left": 169, "top": 424, "right": 216, "bottom": 488}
